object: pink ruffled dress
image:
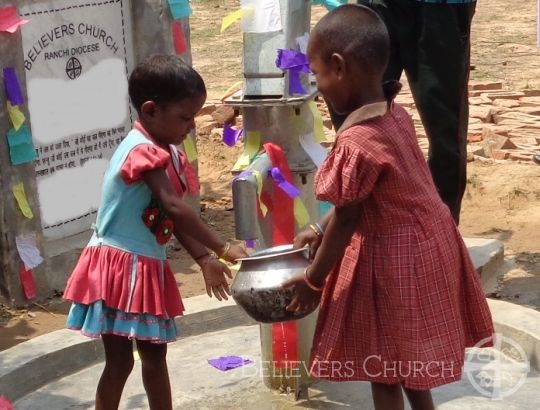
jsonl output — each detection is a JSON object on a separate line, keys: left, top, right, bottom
{"left": 64, "top": 122, "right": 187, "bottom": 343}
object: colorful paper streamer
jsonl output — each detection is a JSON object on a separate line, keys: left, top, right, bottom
{"left": 270, "top": 167, "right": 300, "bottom": 198}
{"left": 223, "top": 124, "right": 244, "bottom": 147}
{"left": 0, "top": 395, "right": 13, "bottom": 410}
{"left": 319, "top": 200, "right": 332, "bottom": 217}
{"left": 12, "top": 182, "right": 34, "bottom": 219}
{"left": 7, "top": 102, "right": 25, "bottom": 131}
{"left": 276, "top": 49, "right": 309, "bottom": 73}
{"left": 299, "top": 132, "right": 327, "bottom": 168}
{"left": 19, "top": 265, "right": 37, "bottom": 300}
{"left": 240, "top": 0, "right": 281, "bottom": 33}
{"left": 309, "top": 101, "right": 326, "bottom": 142}
{"left": 167, "top": 0, "right": 192, "bottom": 20}
{"left": 253, "top": 170, "right": 268, "bottom": 216}
{"left": 208, "top": 356, "right": 252, "bottom": 371}
{"left": 172, "top": 21, "right": 188, "bottom": 54}
{"left": 312, "top": 0, "right": 347, "bottom": 11}
{"left": 232, "top": 131, "right": 261, "bottom": 171}
{"left": 0, "top": 5, "right": 29, "bottom": 33}
{"left": 182, "top": 133, "right": 197, "bottom": 162}
{"left": 221, "top": 8, "right": 246, "bottom": 32}
{"left": 296, "top": 33, "right": 309, "bottom": 54}
{"left": 264, "top": 143, "right": 295, "bottom": 245}
{"left": 294, "top": 197, "right": 310, "bottom": 228}
{"left": 276, "top": 49, "right": 309, "bottom": 95}
{"left": 7, "top": 125, "right": 37, "bottom": 165}
{"left": 3, "top": 67, "right": 24, "bottom": 106}
{"left": 15, "top": 234, "right": 44, "bottom": 270}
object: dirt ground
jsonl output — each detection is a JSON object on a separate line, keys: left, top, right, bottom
{"left": 1, "top": 0, "right": 540, "bottom": 351}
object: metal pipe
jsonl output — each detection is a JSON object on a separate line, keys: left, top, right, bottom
{"left": 232, "top": 155, "right": 272, "bottom": 241}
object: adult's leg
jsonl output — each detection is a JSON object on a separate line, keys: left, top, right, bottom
{"left": 403, "top": 387, "right": 435, "bottom": 410}
{"left": 136, "top": 340, "right": 172, "bottom": 410}
{"left": 371, "top": 382, "right": 404, "bottom": 410}
{"left": 96, "top": 334, "right": 135, "bottom": 410}
{"left": 405, "top": 3, "right": 476, "bottom": 223}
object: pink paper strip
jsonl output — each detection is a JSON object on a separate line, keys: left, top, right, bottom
{"left": 0, "top": 5, "right": 29, "bottom": 33}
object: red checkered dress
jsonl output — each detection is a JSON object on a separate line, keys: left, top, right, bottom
{"left": 311, "top": 102, "right": 494, "bottom": 389}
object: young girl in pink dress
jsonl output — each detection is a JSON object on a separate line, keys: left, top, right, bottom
{"left": 63, "top": 54, "right": 246, "bottom": 410}
{"left": 285, "top": 5, "right": 494, "bottom": 410}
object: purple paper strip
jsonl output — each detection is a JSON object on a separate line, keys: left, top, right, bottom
{"left": 275, "top": 49, "right": 309, "bottom": 73}
{"left": 223, "top": 124, "right": 244, "bottom": 147}
{"left": 208, "top": 356, "right": 253, "bottom": 371}
{"left": 288, "top": 70, "right": 306, "bottom": 95}
{"left": 235, "top": 170, "right": 252, "bottom": 181}
{"left": 270, "top": 167, "right": 300, "bottom": 198}
{"left": 3, "top": 67, "right": 24, "bottom": 106}
{"left": 245, "top": 239, "right": 255, "bottom": 248}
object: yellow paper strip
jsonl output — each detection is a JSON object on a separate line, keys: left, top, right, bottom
{"left": 182, "top": 133, "right": 197, "bottom": 162}
{"left": 220, "top": 80, "right": 243, "bottom": 101}
{"left": 309, "top": 101, "right": 325, "bottom": 142}
{"left": 12, "top": 182, "right": 34, "bottom": 219}
{"left": 221, "top": 8, "right": 244, "bottom": 32}
{"left": 253, "top": 170, "right": 268, "bottom": 216}
{"left": 294, "top": 197, "right": 310, "bottom": 228}
{"left": 7, "top": 102, "right": 25, "bottom": 131}
{"left": 232, "top": 131, "right": 261, "bottom": 171}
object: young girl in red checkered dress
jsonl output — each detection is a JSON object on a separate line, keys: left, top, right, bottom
{"left": 285, "top": 5, "right": 494, "bottom": 410}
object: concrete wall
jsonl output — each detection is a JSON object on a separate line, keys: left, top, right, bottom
{"left": 0, "top": 0, "right": 193, "bottom": 306}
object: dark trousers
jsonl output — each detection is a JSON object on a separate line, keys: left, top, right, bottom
{"left": 331, "top": 0, "right": 476, "bottom": 224}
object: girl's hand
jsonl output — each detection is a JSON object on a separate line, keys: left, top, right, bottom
{"left": 200, "top": 257, "right": 233, "bottom": 301}
{"left": 293, "top": 228, "right": 322, "bottom": 260}
{"left": 282, "top": 275, "right": 322, "bottom": 314}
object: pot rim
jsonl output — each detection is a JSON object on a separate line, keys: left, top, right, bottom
{"left": 236, "top": 244, "right": 309, "bottom": 261}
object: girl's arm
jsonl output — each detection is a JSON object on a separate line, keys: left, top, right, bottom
{"left": 292, "top": 207, "right": 334, "bottom": 256}
{"left": 285, "top": 202, "right": 360, "bottom": 313}
{"left": 141, "top": 168, "right": 229, "bottom": 257}
{"left": 174, "top": 228, "right": 235, "bottom": 300}
{"left": 174, "top": 229, "right": 209, "bottom": 263}
{"left": 306, "top": 203, "right": 361, "bottom": 287}
{"left": 318, "top": 207, "right": 334, "bottom": 231}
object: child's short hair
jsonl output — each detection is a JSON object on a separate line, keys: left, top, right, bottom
{"left": 312, "top": 4, "right": 390, "bottom": 75}
{"left": 128, "top": 54, "right": 206, "bottom": 113}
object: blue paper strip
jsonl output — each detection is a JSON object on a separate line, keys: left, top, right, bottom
{"left": 319, "top": 200, "right": 332, "bottom": 218}
{"left": 3, "top": 67, "right": 24, "bottom": 106}
{"left": 7, "top": 125, "right": 37, "bottom": 165}
{"left": 168, "top": 0, "right": 192, "bottom": 20}
{"left": 312, "top": 0, "right": 347, "bottom": 11}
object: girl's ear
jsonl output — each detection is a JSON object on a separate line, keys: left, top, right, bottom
{"left": 330, "top": 53, "right": 347, "bottom": 79}
{"left": 140, "top": 100, "right": 157, "bottom": 121}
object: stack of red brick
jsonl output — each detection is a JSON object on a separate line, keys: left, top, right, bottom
{"left": 396, "top": 81, "right": 540, "bottom": 162}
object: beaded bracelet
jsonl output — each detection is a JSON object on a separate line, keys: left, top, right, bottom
{"left": 193, "top": 252, "right": 210, "bottom": 261}
{"left": 199, "top": 255, "right": 216, "bottom": 269}
{"left": 308, "top": 224, "right": 323, "bottom": 238}
{"left": 303, "top": 268, "right": 324, "bottom": 292}
{"left": 218, "top": 241, "right": 231, "bottom": 259}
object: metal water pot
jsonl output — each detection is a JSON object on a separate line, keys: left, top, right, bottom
{"left": 232, "top": 245, "right": 314, "bottom": 323}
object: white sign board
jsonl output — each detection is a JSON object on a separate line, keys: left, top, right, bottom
{"left": 20, "top": 0, "right": 134, "bottom": 239}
